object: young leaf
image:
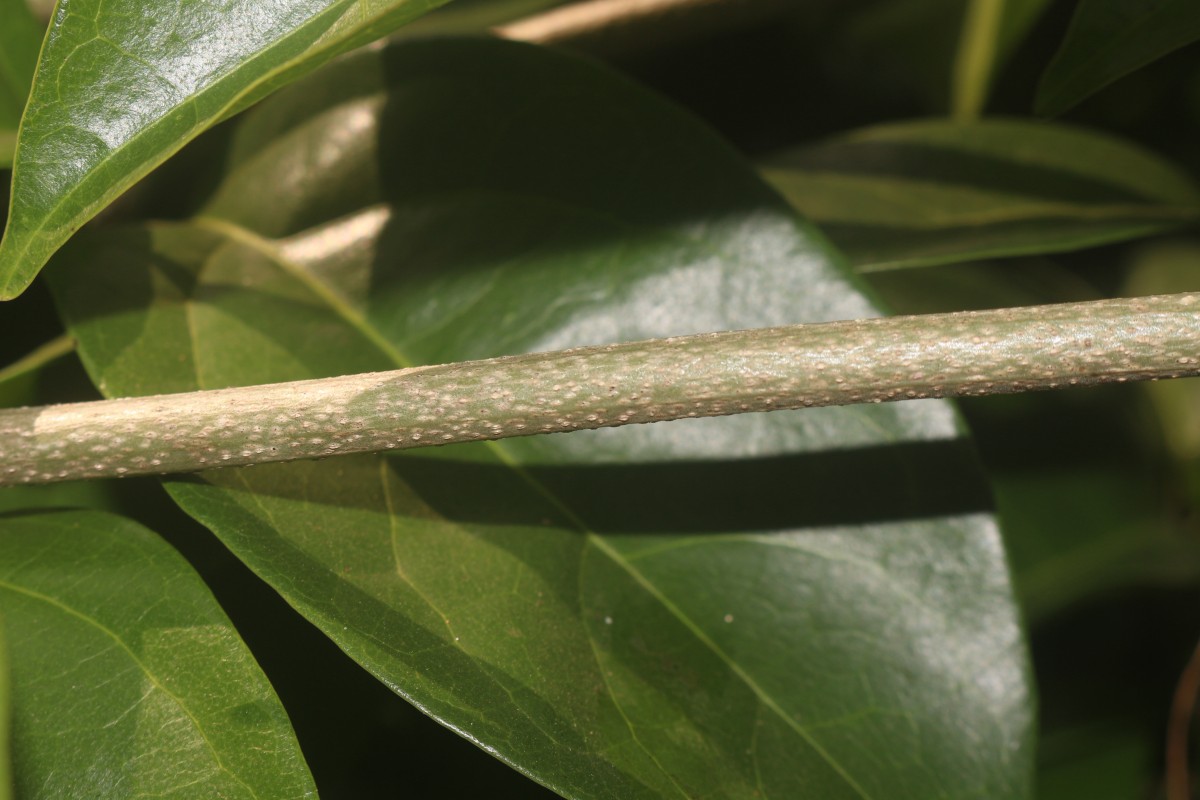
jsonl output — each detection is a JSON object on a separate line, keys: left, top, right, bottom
{"left": 1036, "top": 0, "right": 1200, "bottom": 117}
{"left": 952, "top": 0, "right": 1052, "bottom": 120}
{"left": 0, "top": 0, "right": 452, "bottom": 301}
{"left": 0, "top": 510, "right": 316, "bottom": 799}
{"left": 51, "top": 39, "right": 1034, "bottom": 799}
{"left": 760, "top": 118, "right": 1200, "bottom": 271}
{"left": 0, "top": 0, "right": 40, "bottom": 131}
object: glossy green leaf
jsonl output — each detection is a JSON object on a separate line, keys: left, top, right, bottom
{"left": 0, "top": 0, "right": 454, "bottom": 301}
{"left": 760, "top": 118, "right": 1200, "bottom": 271}
{"left": 1036, "top": 0, "right": 1200, "bottom": 117}
{"left": 866, "top": 260, "right": 1200, "bottom": 619}
{"left": 51, "top": 38, "right": 1034, "bottom": 799}
{"left": 0, "top": 510, "right": 316, "bottom": 799}
{"left": 0, "top": 0, "right": 40, "bottom": 130}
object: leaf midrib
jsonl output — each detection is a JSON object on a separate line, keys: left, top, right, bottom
{"left": 188, "top": 215, "right": 874, "bottom": 799}
{"left": 0, "top": 552, "right": 260, "bottom": 798}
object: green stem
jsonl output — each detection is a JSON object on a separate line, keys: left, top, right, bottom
{"left": 2, "top": 293, "right": 1198, "bottom": 486}
{"left": 0, "top": 333, "right": 75, "bottom": 387}
{"left": 952, "top": 0, "right": 1005, "bottom": 121}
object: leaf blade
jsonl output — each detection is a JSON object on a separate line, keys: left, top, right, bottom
{"left": 760, "top": 117, "right": 1200, "bottom": 270}
{"left": 0, "top": 614, "right": 9, "bottom": 800}
{"left": 0, "top": 0, "right": 40, "bottom": 130}
{"left": 0, "top": 510, "right": 316, "bottom": 799}
{"left": 51, "top": 38, "right": 1035, "bottom": 799}
{"left": 0, "top": 0, "right": 451, "bottom": 300}
{"left": 1036, "top": 0, "right": 1200, "bottom": 117}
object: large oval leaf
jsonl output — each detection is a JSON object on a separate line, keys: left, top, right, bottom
{"left": 0, "top": 510, "right": 315, "bottom": 799}
{"left": 0, "top": 0, "right": 453, "bottom": 300}
{"left": 1036, "top": 0, "right": 1200, "bottom": 117}
{"left": 760, "top": 118, "right": 1200, "bottom": 271}
{"left": 50, "top": 38, "right": 1034, "bottom": 798}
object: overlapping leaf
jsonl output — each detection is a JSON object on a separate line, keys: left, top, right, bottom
{"left": 0, "top": 0, "right": 454, "bottom": 300}
{"left": 952, "top": 0, "right": 1052, "bottom": 118}
{"left": 1037, "top": 0, "right": 1200, "bottom": 117}
{"left": 0, "top": 613, "right": 9, "bottom": 800}
{"left": 843, "top": 0, "right": 1048, "bottom": 114}
{"left": 0, "top": 0, "right": 40, "bottom": 131}
{"left": 0, "top": 510, "right": 315, "bottom": 799}
{"left": 760, "top": 118, "right": 1200, "bottom": 271}
{"left": 51, "top": 39, "right": 1033, "bottom": 799}
{"left": 0, "top": 0, "right": 41, "bottom": 169}
{"left": 864, "top": 260, "right": 1200, "bottom": 618}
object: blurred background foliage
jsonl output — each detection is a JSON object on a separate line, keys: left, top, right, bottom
{"left": 4, "top": 0, "right": 1200, "bottom": 797}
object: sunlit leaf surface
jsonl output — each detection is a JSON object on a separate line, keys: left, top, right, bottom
{"left": 51, "top": 39, "right": 1033, "bottom": 799}
{"left": 0, "top": 0, "right": 451, "bottom": 299}
{"left": 0, "top": 510, "right": 316, "bottom": 799}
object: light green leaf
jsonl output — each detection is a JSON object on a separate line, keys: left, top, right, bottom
{"left": 1036, "top": 0, "right": 1200, "bottom": 117}
{"left": 0, "top": 614, "right": 9, "bottom": 800}
{"left": 0, "top": 0, "right": 453, "bottom": 301}
{"left": 761, "top": 118, "right": 1200, "bottom": 271}
{"left": 952, "top": 0, "right": 1052, "bottom": 120}
{"left": 51, "top": 38, "right": 1034, "bottom": 799}
{"left": 0, "top": 510, "right": 316, "bottom": 799}
{"left": 0, "top": 0, "right": 41, "bottom": 130}
{"left": 0, "top": 131, "right": 14, "bottom": 169}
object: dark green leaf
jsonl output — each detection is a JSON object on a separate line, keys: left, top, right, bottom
{"left": 401, "top": 0, "right": 567, "bottom": 36}
{"left": 845, "top": 0, "right": 1048, "bottom": 115}
{"left": 761, "top": 118, "right": 1200, "bottom": 271}
{"left": 51, "top": 38, "right": 1034, "bottom": 799}
{"left": 865, "top": 260, "right": 1200, "bottom": 619}
{"left": 0, "top": 0, "right": 40, "bottom": 131}
{"left": 0, "top": 510, "right": 316, "bottom": 799}
{"left": 0, "top": 0, "right": 453, "bottom": 301}
{"left": 1036, "top": 726, "right": 1149, "bottom": 800}
{"left": 1036, "top": 0, "right": 1200, "bottom": 117}
{"left": 0, "top": 131, "right": 13, "bottom": 169}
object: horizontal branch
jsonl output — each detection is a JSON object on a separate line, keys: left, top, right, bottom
{"left": 3, "top": 293, "right": 1199, "bottom": 486}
